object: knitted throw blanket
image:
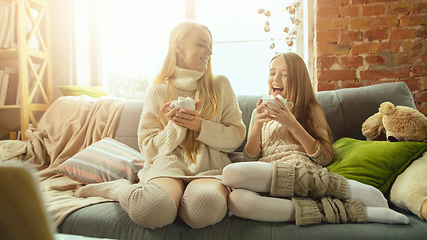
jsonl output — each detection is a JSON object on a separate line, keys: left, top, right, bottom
{"left": 0, "top": 95, "right": 125, "bottom": 226}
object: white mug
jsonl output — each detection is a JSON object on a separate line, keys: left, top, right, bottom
{"left": 261, "top": 97, "right": 294, "bottom": 110}
{"left": 170, "top": 99, "right": 196, "bottom": 110}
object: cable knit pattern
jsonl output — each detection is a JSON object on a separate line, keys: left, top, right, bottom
{"left": 137, "top": 67, "right": 246, "bottom": 184}
{"left": 292, "top": 197, "right": 367, "bottom": 226}
{"left": 244, "top": 104, "right": 332, "bottom": 170}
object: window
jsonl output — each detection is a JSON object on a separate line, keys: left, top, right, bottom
{"left": 96, "top": 0, "right": 185, "bottom": 99}
{"left": 95, "top": 0, "right": 310, "bottom": 99}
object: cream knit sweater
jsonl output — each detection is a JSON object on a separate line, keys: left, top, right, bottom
{"left": 137, "top": 67, "right": 246, "bottom": 184}
{"left": 244, "top": 104, "right": 332, "bottom": 170}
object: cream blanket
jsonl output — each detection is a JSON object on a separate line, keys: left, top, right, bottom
{"left": 0, "top": 95, "right": 126, "bottom": 226}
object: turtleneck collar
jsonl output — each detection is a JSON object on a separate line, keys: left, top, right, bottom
{"left": 171, "top": 67, "right": 205, "bottom": 91}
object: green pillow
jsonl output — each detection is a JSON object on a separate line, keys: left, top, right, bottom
{"left": 59, "top": 85, "right": 109, "bottom": 98}
{"left": 327, "top": 138, "right": 426, "bottom": 194}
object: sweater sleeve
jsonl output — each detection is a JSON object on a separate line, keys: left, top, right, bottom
{"left": 307, "top": 105, "right": 333, "bottom": 166}
{"left": 196, "top": 75, "right": 246, "bottom": 153}
{"left": 137, "top": 84, "right": 188, "bottom": 161}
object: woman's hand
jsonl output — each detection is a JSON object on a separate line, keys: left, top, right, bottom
{"left": 265, "top": 96, "right": 299, "bottom": 132}
{"left": 160, "top": 99, "right": 180, "bottom": 121}
{"left": 173, "top": 99, "right": 203, "bottom": 132}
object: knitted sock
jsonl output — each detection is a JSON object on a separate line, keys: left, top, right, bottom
{"left": 345, "top": 179, "right": 389, "bottom": 208}
{"left": 364, "top": 206, "right": 410, "bottom": 224}
{"left": 228, "top": 189, "right": 295, "bottom": 222}
{"left": 178, "top": 183, "right": 227, "bottom": 229}
{"left": 74, "top": 179, "right": 132, "bottom": 200}
{"left": 222, "top": 162, "right": 273, "bottom": 192}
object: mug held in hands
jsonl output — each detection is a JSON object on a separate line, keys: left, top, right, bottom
{"left": 261, "top": 95, "right": 293, "bottom": 114}
{"left": 170, "top": 97, "right": 196, "bottom": 110}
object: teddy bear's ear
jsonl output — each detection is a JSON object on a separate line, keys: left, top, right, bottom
{"left": 379, "top": 101, "right": 395, "bottom": 115}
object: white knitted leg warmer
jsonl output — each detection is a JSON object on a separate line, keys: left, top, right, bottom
{"left": 117, "top": 182, "right": 177, "bottom": 229}
{"left": 178, "top": 183, "right": 227, "bottom": 229}
{"left": 74, "top": 180, "right": 177, "bottom": 229}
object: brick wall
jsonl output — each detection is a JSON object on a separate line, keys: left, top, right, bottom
{"left": 313, "top": 0, "right": 427, "bottom": 114}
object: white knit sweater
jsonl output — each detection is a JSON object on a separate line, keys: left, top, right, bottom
{"left": 137, "top": 67, "right": 246, "bottom": 184}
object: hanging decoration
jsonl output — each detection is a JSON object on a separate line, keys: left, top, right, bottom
{"left": 257, "top": 1, "right": 301, "bottom": 51}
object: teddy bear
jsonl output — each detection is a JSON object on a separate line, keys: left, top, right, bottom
{"left": 361, "top": 101, "right": 427, "bottom": 220}
{"left": 362, "top": 101, "right": 427, "bottom": 142}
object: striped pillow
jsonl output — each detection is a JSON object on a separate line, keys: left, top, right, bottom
{"left": 54, "top": 138, "right": 144, "bottom": 184}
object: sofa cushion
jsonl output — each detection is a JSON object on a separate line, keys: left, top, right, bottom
{"left": 53, "top": 138, "right": 144, "bottom": 184}
{"left": 327, "top": 138, "right": 426, "bottom": 194}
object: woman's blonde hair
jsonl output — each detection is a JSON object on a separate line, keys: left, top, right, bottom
{"left": 270, "top": 52, "right": 334, "bottom": 158}
{"left": 153, "top": 21, "right": 220, "bottom": 163}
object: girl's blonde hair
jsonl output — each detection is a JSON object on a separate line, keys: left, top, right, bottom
{"left": 270, "top": 52, "right": 334, "bottom": 158}
{"left": 153, "top": 21, "right": 220, "bottom": 163}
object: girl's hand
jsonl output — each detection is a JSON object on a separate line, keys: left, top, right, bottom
{"left": 173, "top": 99, "right": 202, "bottom": 132}
{"left": 245, "top": 99, "right": 269, "bottom": 158}
{"left": 161, "top": 99, "right": 180, "bottom": 121}
{"left": 253, "top": 99, "right": 272, "bottom": 128}
{"left": 266, "top": 96, "right": 298, "bottom": 131}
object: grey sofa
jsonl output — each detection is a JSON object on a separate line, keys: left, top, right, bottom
{"left": 58, "top": 82, "right": 427, "bottom": 240}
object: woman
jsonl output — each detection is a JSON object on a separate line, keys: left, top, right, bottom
{"left": 75, "top": 21, "right": 246, "bottom": 229}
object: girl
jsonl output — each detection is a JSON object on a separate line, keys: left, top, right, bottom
{"left": 222, "top": 52, "right": 409, "bottom": 226}
{"left": 75, "top": 21, "right": 246, "bottom": 229}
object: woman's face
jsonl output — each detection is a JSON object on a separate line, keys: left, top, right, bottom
{"left": 176, "top": 27, "right": 212, "bottom": 72}
{"left": 268, "top": 56, "right": 288, "bottom": 97}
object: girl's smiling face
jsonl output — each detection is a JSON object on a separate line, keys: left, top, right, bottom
{"left": 268, "top": 57, "right": 288, "bottom": 98}
{"left": 175, "top": 27, "right": 213, "bottom": 72}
